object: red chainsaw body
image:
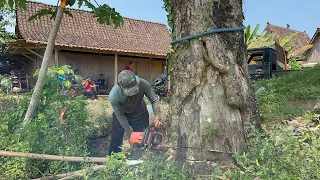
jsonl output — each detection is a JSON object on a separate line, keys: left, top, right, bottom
{"left": 129, "top": 125, "right": 164, "bottom": 150}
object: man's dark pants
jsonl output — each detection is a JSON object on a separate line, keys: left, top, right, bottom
{"left": 108, "top": 111, "right": 149, "bottom": 156}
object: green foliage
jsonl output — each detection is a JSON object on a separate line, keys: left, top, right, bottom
{"left": 0, "top": 74, "right": 11, "bottom": 93}
{"left": 221, "top": 114, "right": 320, "bottom": 180}
{"left": 0, "top": 93, "right": 92, "bottom": 179}
{"left": 33, "top": 65, "right": 74, "bottom": 97}
{"left": 246, "top": 24, "right": 276, "bottom": 48}
{"left": 90, "top": 151, "right": 192, "bottom": 180}
{"left": 0, "top": 4, "right": 15, "bottom": 45}
{"left": 0, "top": 65, "right": 94, "bottom": 179}
{"left": 254, "top": 65, "right": 320, "bottom": 122}
{"left": 245, "top": 24, "right": 260, "bottom": 45}
{"left": 203, "top": 118, "right": 218, "bottom": 138}
{"left": 163, "top": 0, "right": 173, "bottom": 32}
{"left": 28, "top": 8, "right": 73, "bottom": 21}
{"left": 2, "top": 0, "right": 124, "bottom": 28}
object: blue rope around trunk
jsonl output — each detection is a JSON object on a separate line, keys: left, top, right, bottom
{"left": 170, "top": 26, "right": 246, "bottom": 45}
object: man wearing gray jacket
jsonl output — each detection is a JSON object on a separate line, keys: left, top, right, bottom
{"left": 108, "top": 70, "right": 162, "bottom": 155}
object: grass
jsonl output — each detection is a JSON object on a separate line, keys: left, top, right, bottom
{"left": 253, "top": 64, "right": 320, "bottom": 122}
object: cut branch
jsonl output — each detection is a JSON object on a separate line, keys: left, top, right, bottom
{"left": 0, "top": 150, "right": 107, "bottom": 163}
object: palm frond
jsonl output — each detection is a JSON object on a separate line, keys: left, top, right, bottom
{"left": 291, "top": 44, "right": 313, "bottom": 57}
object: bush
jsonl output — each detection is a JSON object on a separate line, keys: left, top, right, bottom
{"left": 0, "top": 66, "right": 94, "bottom": 179}
{"left": 89, "top": 150, "right": 193, "bottom": 180}
{"left": 220, "top": 113, "right": 320, "bottom": 180}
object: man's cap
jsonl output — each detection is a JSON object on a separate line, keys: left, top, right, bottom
{"left": 118, "top": 70, "right": 139, "bottom": 96}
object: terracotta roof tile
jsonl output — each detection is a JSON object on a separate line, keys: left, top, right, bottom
{"left": 16, "top": 1, "right": 171, "bottom": 57}
{"left": 263, "top": 22, "right": 310, "bottom": 57}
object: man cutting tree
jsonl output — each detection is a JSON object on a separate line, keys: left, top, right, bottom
{"left": 108, "top": 70, "right": 162, "bottom": 155}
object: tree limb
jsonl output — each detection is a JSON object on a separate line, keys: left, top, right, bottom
{"left": 0, "top": 150, "right": 107, "bottom": 163}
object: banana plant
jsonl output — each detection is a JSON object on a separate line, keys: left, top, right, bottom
{"left": 245, "top": 24, "right": 260, "bottom": 46}
{"left": 246, "top": 24, "right": 276, "bottom": 48}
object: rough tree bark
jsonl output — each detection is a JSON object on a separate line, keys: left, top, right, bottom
{"left": 23, "top": 5, "right": 65, "bottom": 124}
{"left": 167, "top": 0, "right": 260, "bottom": 174}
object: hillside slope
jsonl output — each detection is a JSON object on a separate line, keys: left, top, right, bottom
{"left": 254, "top": 65, "right": 320, "bottom": 122}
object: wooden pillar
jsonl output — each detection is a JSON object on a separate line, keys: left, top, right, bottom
{"left": 149, "top": 58, "right": 152, "bottom": 83}
{"left": 166, "top": 59, "right": 171, "bottom": 93}
{"left": 54, "top": 49, "right": 58, "bottom": 66}
{"left": 114, "top": 54, "right": 118, "bottom": 85}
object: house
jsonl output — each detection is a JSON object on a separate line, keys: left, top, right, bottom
{"left": 263, "top": 22, "right": 310, "bottom": 57}
{"left": 303, "top": 28, "right": 320, "bottom": 64}
{"left": 5, "top": 1, "right": 171, "bottom": 94}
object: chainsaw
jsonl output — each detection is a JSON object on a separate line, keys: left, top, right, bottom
{"left": 129, "top": 124, "right": 164, "bottom": 150}
{"left": 129, "top": 125, "right": 234, "bottom": 155}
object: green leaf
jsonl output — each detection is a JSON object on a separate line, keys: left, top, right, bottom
{"left": 8, "top": 0, "right": 14, "bottom": 11}
{"left": 28, "top": 8, "right": 55, "bottom": 21}
{"left": 90, "top": 4, "right": 124, "bottom": 28}
{"left": 252, "top": 24, "right": 260, "bottom": 40}
{"left": 64, "top": 10, "right": 73, "bottom": 17}
{"left": 67, "top": 0, "right": 76, "bottom": 7}
{"left": 18, "top": 0, "right": 27, "bottom": 10}
{"left": 78, "top": 0, "right": 84, "bottom": 8}
{"left": 168, "top": 21, "right": 173, "bottom": 29}
{"left": 50, "top": 7, "right": 58, "bottom": 20}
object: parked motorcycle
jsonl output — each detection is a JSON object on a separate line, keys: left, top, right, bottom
{"left": 152, "top": 74, "right": 168, "bottom": 98}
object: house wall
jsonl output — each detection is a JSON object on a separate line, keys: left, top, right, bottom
{"left": 57, "top": 51, "right": 165, "bottom": 94}
{"left": 305, "top": 34, "right": 320, "bottom": 63}
{"left": 25, "top": 49, "right": 55, "bottom": 86}
{"left": 24, "top": 50, "right": 166, "bottom": 92}
{"left": 24, "top": 49, "right": 165, "bottom": 93}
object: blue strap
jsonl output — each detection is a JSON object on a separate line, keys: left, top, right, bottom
{"left": 170, "top": 26, "right": 246, "bottom": 45}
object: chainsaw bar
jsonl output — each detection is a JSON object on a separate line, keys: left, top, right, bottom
{"left": 158, "top": 146, "right": 234, "bottom": 154}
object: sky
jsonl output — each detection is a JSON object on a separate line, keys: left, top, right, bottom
{"left": 6, "top": 0, "right": 320, "bottom": 38}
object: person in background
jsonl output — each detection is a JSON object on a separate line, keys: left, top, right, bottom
{"left": 97, "top": 74, "right": 108, "bottom": 94}
{"left": 125, "top": 61, "right": 134, "bottom": 71}
{"left": 72, "top": 69, "right": 83, "bottom": 85}
{"left": 82, "top": 77, "right": 97, "bottom": 99}
{"left": 108, "top": 70, "right": 162, "bottom": 155}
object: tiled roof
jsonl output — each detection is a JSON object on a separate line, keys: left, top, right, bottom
{"left": 263, "top": 22, "right": 310, "bottom": 57}
{"left": 16, "top": 1, "right": 171, "bottom": 57}
{"left": 302, "top": 28, "right": 320, "bottom": 57}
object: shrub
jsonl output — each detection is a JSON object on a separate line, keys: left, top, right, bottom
{"left": 220, "top": 113, "right": 320, "bottom": 180}
{"left": 90, "top": 150, "right": 193, "bottom": 180}
{"left": 0, "top": 65, "right": 93, "bottom": 179}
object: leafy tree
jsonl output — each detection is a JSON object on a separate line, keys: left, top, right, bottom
{"left": 0, "top": 0, "right": 124, "bottom": 124}
{"left": 0, "top": 4, "right": 15, "bottom": 58}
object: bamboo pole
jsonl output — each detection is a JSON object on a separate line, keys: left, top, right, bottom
{"left": 32, "top": 165, "right": 106, "bottom": 180}
{"left": 0, "top": 150, "right": 107, "bottom": 163}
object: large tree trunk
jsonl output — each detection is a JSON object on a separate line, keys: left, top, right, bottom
{"left": 23, "top": 6, "right": 65, "bottom": 124}
{"left": 167, "top": 0, "right": 260, "bottom": 174}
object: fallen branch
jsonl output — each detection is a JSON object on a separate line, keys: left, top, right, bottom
{"left": 32, "top": 165, "right": 106, "bottom": 180}
{"left": 0, "top": 150, "right": 107, "bottom": 163}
